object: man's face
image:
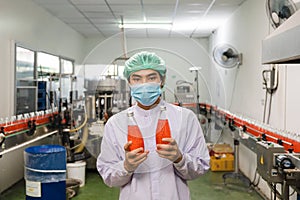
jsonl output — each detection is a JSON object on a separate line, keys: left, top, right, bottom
{"left": 129, "top": 69, "right": 161, "bottom": 85}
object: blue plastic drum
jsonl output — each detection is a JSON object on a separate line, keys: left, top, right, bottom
{"left": 24, "top": 145, "right": 66, "bottom": 200}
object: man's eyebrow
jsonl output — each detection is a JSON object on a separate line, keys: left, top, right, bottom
{"left": 146, "top": 73, "right": 159, "bottom": 77}
{"left": 131, "top": 74, "right": 142, "bottom": 78}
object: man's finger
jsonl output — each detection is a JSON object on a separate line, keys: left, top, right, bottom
{"left": 162, "top": 138, "right": 176, "bottom": 145}
{"left": 156, "top": 144, "right": 172, "bottom": 151}
{"left": 131, "top": 147, "right": 144, "bottom": 154}
{"left": 124, "top": 141, "right": 132, "bottom": 151}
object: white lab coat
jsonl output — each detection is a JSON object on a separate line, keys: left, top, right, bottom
{"left": 97, "top": 100, "right": 210, "bottom": 200}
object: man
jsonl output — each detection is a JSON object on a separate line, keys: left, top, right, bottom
{"left": 97, "top": 51, "right": 210, "bottom": 200}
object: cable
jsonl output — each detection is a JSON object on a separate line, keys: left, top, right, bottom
{"left": 204, "top": 122, "right": 211, "bottom": 139}
{"left": 274, "top": 183, "right": 276, "bottom": 200}
{"left": 228, "top": 67, "right": 240, "bottom": 110}
{"left": 262, "top": 69, "right": 276, "bottom": 124}
{"left": 267, "top": 182, "right": 283, "bottom": 200}
{"left": 215, "top": 127, "right": 224, "bottom": 144}
{"left": 263, "top": 89, "right": 268, "bottom": 123}
{"left": 267, "top": 92, "right": 273, "bottom": 124}
{"left": 250, "top": 168, "right": 261, "bottom": 187}
{"left": 262, "top": 70, "right": 269, "bottom": 123}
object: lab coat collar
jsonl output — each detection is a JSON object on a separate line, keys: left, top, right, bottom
{"left": 134, "top": 99, "right": 164, "bottom": 117}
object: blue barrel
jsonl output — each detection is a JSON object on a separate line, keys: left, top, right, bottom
{"left": 24, "top": 145, "right": 66, "bottom": 200}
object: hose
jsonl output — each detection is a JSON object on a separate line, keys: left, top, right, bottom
{"left": 69, "top": 114, "right": 87, "bottom": 133}
{"left": 74, "top": 124, "right": 89, "bottom": 153}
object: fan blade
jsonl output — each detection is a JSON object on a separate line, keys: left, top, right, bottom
{"left": 279, "top": 5, "right": 292, "bottom": 19}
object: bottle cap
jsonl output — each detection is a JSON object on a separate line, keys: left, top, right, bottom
{"left": 127, "top": 110, "right": 134, "bottom": 117}
{"left": 160, "top": 106, "right": 166, "bottom": 111}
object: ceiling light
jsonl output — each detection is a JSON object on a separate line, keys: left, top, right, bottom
{"left": 119, "top": 23, "right": 172, "bottom": 29}
{"left": 172, "top": 18, "right": 224, "bottom": 31}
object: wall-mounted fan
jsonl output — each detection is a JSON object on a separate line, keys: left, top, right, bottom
{"left": 213, "top": 44, "right": 242, "bottom": 68}
{"left": 266, "top": 0, "right": 297, "bottom": 28}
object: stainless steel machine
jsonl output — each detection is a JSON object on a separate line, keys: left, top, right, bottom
{"left": 256, "top": 141, "right": 300, "bottom": 200}
{"left": 83, "top": 75, "right": 130, "bottom": 168}
{"left": 84, "top": 75, "right": 129, "bottom": 121}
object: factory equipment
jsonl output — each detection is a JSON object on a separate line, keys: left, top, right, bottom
{"left": 223, "top": 120, "right": 251, "bottom": 187}
{"left": 84, "top": 75, "right": 129, "bottom": 121}
{"left": 174, "top": 80, "right": 195, "bottom": 104}
{"left": 82, "top": 69, "right": 130, "bottom": 168}
{"left": 199, "top": 103, "right": 300, "bottom": 199}
{"left": 257, "top": 141, "right": 287, "bottom": 183}
{"left": 256, "top": 141, "right": 300, "bottom": 199}
{"left": 0, "top": 109, "right": 60, "bottom": 158}
{"left": 0, "top": 71, "right": 87, "bottom": 160}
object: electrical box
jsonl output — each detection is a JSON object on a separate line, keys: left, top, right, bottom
{"left": 256, "top": 141, "right": 285, "bottom": 183}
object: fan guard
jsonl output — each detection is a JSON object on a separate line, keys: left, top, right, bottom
{"left": 213, "top": 44, "right": 242, "bottom": 68}
{"left": 266, "top": 0, "right": 297, "bottom": 28}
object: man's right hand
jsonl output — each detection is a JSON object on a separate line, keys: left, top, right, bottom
{"left": 124, "top": 141, "right": 149, "bottom": 173}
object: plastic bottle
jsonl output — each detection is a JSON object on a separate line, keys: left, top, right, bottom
{"left": 156, "top": 106, "right": 171, "bottom": 145}
{"left": 127, "top": 111, "right": 144, "bottom": 152}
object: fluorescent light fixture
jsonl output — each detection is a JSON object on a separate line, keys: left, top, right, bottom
{"left": 119, "top": 23, "right": 172, "bottom": 29}
{"left": 172, "top": 18, "right": 224, "bottom": 31}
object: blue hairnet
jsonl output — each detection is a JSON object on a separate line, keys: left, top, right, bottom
{"left": 123, "top": 51, "right": 166, "bottom": 79}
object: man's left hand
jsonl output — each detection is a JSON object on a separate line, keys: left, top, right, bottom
{"left": 156, "top": 138, "right": 182, "bottom": 163}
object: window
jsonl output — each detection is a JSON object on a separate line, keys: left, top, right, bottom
{"left": 61, "top": 59, "right": 74, "bottom": 74}
{"left": 37, "top": 52, "right": 60, "bottom": 77}
{"left": 16, "top": 46, "right": 36, "bottom": 87}
{"left": 15, "top": 44, "right": 75, "bottom": 114}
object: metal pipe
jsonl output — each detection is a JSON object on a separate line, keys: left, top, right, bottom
{"left": 0, "top": 130, "right": 58, "bottom": 157}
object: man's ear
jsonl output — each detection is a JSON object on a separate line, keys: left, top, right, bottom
{"left": 161, "top": 76, "right": 166, "bottom": 88}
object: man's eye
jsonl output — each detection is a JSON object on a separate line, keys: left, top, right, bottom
{"left": 149, "top": 76, "right": 157, "bottom": 81}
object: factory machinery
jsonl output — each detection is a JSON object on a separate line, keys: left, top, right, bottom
{"left": 0, "top": 109, "right": 60, "bottom": 157}
{"left": 0, "top": 92, "right": 87, "bottom": 162}
{"left": 0, "top": 75, "right": 130, "bottom": 161}
{"left": 82, "top": 75, "right": 130, "bottom": 164}
{"left": 199, "top": 103, "right": 300, "bottom": 200}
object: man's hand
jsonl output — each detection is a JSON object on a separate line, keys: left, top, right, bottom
{"left": 124, "top": 141, "right": 149, "bottom": 173}
{"left": 156, "top": 138, "right": 182, "bottom": 163}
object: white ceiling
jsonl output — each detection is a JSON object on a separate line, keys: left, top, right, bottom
{"left": 31, "top": 0, "right": 247, "bottom": 38}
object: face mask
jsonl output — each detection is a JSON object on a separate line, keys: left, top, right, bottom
{"left": 130, "top": 82, "right": 162, "bottom": 106}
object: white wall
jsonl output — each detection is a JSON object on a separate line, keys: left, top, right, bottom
{"left": 210, "top": 0, "right": 269, "bottom": 115}
{"left": 0, "top": 0, "right": 86, "bottom": 118}
{"left": 210, "top": 0, "right": 300, "bottom": 199}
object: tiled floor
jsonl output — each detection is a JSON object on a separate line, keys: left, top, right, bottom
{"left": 1, "top": 169, "right": 264, "bottom": 200}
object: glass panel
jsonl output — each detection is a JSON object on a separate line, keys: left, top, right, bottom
{"left": 16, "top": 46, "right": 35, "bottom": 80}
{"left": 61, "top": 59, "right": 73, "bottom": 74}
{"left": 37, "top": 52, "right": 59, "bottom": 77}
{"left": 16, "top": 80, "right": 36, "bottom": 87}
{"left": 16, "top": 87, "right": 37, "bottom": 114}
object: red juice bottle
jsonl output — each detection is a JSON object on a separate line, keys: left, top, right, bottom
{"left": 127, "top": 111, "right": 144, "bottom": 152}
{"left": 156, "top": 106, "right": 171, "bottom": 145}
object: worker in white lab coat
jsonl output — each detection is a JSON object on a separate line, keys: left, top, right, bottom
{"left": 97, "top": 51, "right": 210, "bottom": 200}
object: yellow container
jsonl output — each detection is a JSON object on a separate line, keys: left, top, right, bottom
{"left": 210, "top": 154, "right": 234, "bottom": 172}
